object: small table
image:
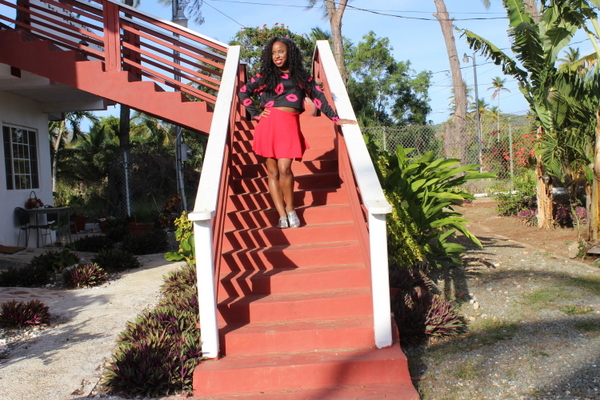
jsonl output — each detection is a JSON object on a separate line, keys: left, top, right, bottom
{"left": 26, "top": 207, "right": 72, "bottom": 247}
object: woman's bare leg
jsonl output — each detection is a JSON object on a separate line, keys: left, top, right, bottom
{"left": 265, "top": 157, "right": 286, "bottom": 218}
{"left": 277, "top": 158, "right": 294, "bottom": 213}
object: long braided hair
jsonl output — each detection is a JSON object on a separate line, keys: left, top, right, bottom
{"left": 259, "top": 37, "right": 311, "bottom": 93}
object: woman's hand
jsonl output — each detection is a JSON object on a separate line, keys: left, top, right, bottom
{"left": 257, "top": 109, "right": 271, "bottom": 120}
{"left": 335, "top": 118, "right": 358, "bottom": 126}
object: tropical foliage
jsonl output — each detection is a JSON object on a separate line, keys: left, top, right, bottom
{"left": 368, "top": 134, "right": 494, "bottom": 268}
{"left": 461, "top": 0, "right": 600, "bottom": 194}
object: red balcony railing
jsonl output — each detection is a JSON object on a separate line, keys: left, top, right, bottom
{"left": 0, "top": 0, "right": 227, "bottom": 105}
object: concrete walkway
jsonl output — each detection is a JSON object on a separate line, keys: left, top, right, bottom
{"left": 0, "top": 250, "right": 185, "bottom": 400}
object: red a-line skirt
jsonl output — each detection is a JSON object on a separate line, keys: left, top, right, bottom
{"left": 252, "top": 107, "right": 310, "bottom": 160}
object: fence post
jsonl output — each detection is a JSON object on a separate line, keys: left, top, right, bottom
{"left": 508, "top": 120, "right": 514, "bottom": 188}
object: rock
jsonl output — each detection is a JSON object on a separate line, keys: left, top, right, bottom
{"left": 567, "top": 242, "right": 580, "bottom": 258}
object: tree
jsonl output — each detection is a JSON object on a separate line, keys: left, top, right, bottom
{"left": 229, "top": 24, "right": 314, "bottom": 74}
{"left": 48, "top": 111, "right": 97, "bottom": 192}
{"left": 306, "top": 0, "right": 350, "bottom": 83}
{"left": 433, "top": 0, "right": 468, "bottom": 161}
{"left": 345, "top": 31, "right": 432, "bottom": 127}
{"left": 433, "top": 0, "right": 492, "bottom": 163}
{"left": 461, "top": 0, "right": 600, "bottom": 230}
{"left": 488, "top": 76, "right": 511, "bottom": 135}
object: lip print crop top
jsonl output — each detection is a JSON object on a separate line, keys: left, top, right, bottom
{"left": 238, "top": 72, "right": 340, "bottom": 123}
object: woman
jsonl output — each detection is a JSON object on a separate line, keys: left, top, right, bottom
{"left": 238, "top": 37, "right": 356, "bottom": 228}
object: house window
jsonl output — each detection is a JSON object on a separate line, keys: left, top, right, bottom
{"left": 3, "top": 124, "right": 39, "bottom": 190}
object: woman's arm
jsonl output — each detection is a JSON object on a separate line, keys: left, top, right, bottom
{"left": 308, "top": 78, "right": 356, "bottom": 125}
{"left": 238, "top": 74, "right": 264, "bottom": 120}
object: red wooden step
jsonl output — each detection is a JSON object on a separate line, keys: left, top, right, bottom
{"left": 193, "top": 345, "right": 413, "bottom": 397}
{"left": 223, "top": 204, "right": 353, "bottom": 231}
{"left": 219, "top": 316, "right": 374, "bottom": 355}
{"left": 222, "top": 221, "right": 358, "bottom": 250}
{"left": 217, "top": 287, "right": 372, "bottom": 324}
{"left": 217, "top": 263, "right": 368, "bottom": 299}
{"left": 220, "top": 240, "right": 364, "bottom": 272}
{"left": 199, "top": 382, "right": 419, "bottom": 400}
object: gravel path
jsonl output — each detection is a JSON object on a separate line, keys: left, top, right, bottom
{"left": 0, "top": 254, "right": 184, "bottom": 400}
{"left": 410, "top": 201, "right": 600, "bottom": 400}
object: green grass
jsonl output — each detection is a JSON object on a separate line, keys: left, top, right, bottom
{"left": 560, "top": 305, "right": 594, "bottom": 315}
{"left": 569, "top": 276, "right": 600, "bottom": 296}
{"left": 453, "top": 360, "right": 480, "bottom": 380}
{"left": 473, "top": 319, "right": 519, "bottom": 346}
{"left": 573, "top": 319, "right": 600, "bottom": 333}
{"left": 521, "top": 286, "right": 574, "bottom": 309}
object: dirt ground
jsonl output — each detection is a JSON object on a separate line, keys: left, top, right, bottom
{"left": 459, "top": 197, "right": 586, "bottom": 261}
{"left": 409, "top": 197, "right": 600, "bottom": 400}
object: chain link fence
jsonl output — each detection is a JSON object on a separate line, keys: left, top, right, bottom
{"left": 363, "top": 115, "right": 535, "bottom": 192}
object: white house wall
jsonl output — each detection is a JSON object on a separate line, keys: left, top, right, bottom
{"left": 0, "top": 91, "right": 52, "bottom": 246}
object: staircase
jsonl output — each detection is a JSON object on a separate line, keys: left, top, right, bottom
{"left": 0, "top": 0, "right": 227, "bottom": 135}
{"left": 192, "top": 115, "right": 419, "bottom": 399}
{"left": 0, "top": 1, "right": 418, "bottom": 395}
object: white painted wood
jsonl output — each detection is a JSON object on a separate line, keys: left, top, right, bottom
{"left": 315, "top": 41, "right": 393, "bottom": 348}
{"left": 369, "top": 213, "right": 393, "bottom": 348}
{"left": 187, "top": 45, "right": 240, "bottom": 358}
{"left": 193, "top": 219, "right": 219, "bottom": 358}
{"left": 315, "top": 41, "right": 392, "bottom": 215}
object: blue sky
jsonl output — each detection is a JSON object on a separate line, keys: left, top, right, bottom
{"left": 118, "top": 0, "right": 597, "bottom": 125}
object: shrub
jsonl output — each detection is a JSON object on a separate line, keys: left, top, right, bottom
{"left": 29, "top": 249, "right": 80, "bottom": 273}
{"left": 103, "top": 265, "right": 201, "bottom": 397}
{"left": 64, "top": 263, "right": 108, "bottom": 288}
{"left": 372, "top": 143, "right": 493, "bottom": 268}
{"left": 72, "top": 235, "right": 114, "bottom": 252}
{"left": 92, "top": 249, "right": 140, "bottom": 273}
{"left": 122, "top": 229, "right": 168, "bottom": 255}
{"left": 164, "top": 212, "right": 195, "bottom": 265}
{"left": 0, "top": 249, "right": 80, "bottom": 287}
{"left": 494, "top": 169, "right": 537, "bottom": 217}
{"left": 0, "top": 300, "right": 51, "bottom": 327}
{"left": 160, "top": 264, "right": 198, "bottom": 311}
{"left": 0, "top": 263, "right": 53, "bottom": 287}
{"left": 103, "top": 218, "right": 129, "bottom": 243}
{"left": 391, "top": 268, "right": 466, "bottom": 346}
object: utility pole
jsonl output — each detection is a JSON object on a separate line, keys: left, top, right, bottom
{"left": 463, "top": 52, "right": 482, "bottom": 171}
{"left": 173, "top": 0, "right": 188, "bottom": 211}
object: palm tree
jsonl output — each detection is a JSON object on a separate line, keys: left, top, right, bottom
{"left": 461, "top": 0, "right": 600, "bottom": 231}
{"left": 306, "top": 0, "right": 350, "bottom": 83}
{"left": 49, "top": 111, "right": 97, "bottom": 192}
{"left": 433, "top": 0, "right": 490, "bottom": 163}
{"left": 488, "top": 77, "right": 510, "bottom": 140}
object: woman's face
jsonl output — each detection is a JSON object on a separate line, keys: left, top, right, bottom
{"left": 272, "top": 41, "right": 289, "bottom": 70}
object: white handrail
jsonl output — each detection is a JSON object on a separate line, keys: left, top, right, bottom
{"left": 187, "top": 45, "right": 241, "bottom": 359}
{"left": 315, "top": 41, "right": 394, "bottom": 348}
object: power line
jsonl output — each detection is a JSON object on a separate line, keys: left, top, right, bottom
{"left": 207, "top": 0, "right": 508, "bottom": 22}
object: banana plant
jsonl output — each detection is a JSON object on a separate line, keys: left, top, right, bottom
{"left": 460, "top": 0, "right": 600, "bottom": 229}
{"left": 377, "top": 144, "right": 494, "bottom": 268}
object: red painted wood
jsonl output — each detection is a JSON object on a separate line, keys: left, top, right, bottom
{"left": 194, "top": 345, "right": 413, "bottom": 396}
{"left": 102, "top": 2, "right": 120, "bottom": 72}
{"left": 0, "top": 29, "right": 214, "bottom": 134}
{"left": 194, "top": 104, "right": 417, "bottom": 397}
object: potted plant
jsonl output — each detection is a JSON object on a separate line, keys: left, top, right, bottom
{"left": 128, "top": 209, "right": 158, "bottom": 237}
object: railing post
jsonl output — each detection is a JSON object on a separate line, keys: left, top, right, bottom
{"left": 103, "top": 1, "right": 121, "bottom": 72}
{"left": 192, "top": 218, "right": 219, "bottom": 358}
{"left": 369, "top": 212, "right": 393, "bottom": 348}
